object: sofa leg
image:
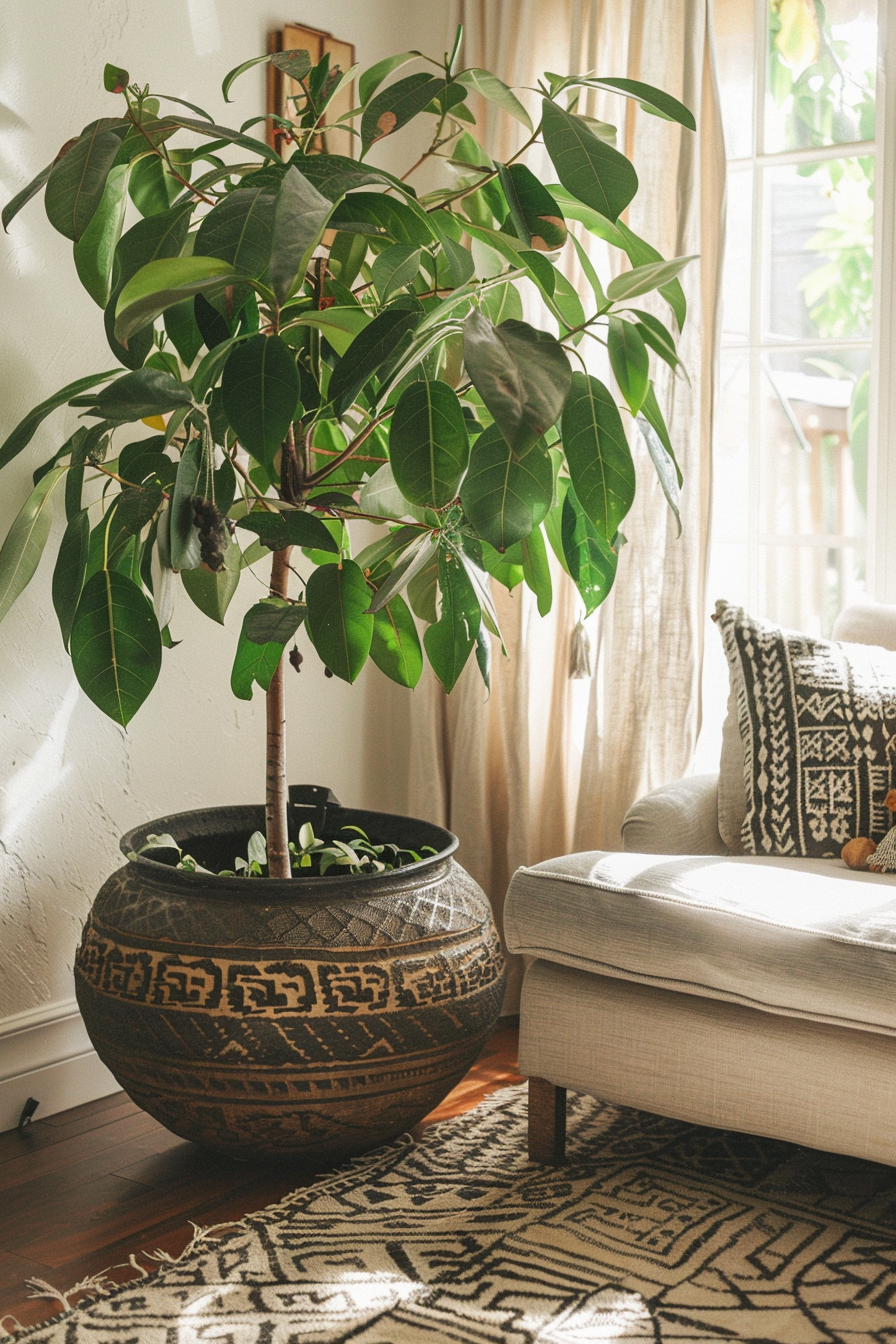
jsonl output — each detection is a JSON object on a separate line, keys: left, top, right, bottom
{"left": 528, "top": 1077, "right": 567, "bottom": 1164}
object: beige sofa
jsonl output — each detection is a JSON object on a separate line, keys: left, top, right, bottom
{"left": 505, "top": 602, "right": 896, "bottom": 1166}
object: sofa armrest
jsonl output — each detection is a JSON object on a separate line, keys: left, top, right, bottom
{"left": 621, "top": 774, "right": 726, "bottom": 856}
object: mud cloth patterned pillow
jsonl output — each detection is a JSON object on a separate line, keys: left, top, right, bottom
{"left": 716, "top": 601, "right": 896, "bottom": 857}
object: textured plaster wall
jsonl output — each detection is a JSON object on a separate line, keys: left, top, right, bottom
{"left": 0, "top": 0, "right": 451, "bottom": 1025}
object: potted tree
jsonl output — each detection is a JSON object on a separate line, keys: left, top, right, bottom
{"left": 0, "top": 34, "right": 693, "bottom": 1161}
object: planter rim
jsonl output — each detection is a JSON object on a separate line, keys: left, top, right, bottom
{"left": 119, "top": 802, "right": 459, "bottom": 896}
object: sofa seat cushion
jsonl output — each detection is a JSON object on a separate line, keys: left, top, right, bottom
{"left": 504, "top": 851, "right": 896, "bottom": 1035}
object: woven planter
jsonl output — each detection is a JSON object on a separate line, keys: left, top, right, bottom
{"left": 74, "top": 791, "right": 506, "bottom": 1163}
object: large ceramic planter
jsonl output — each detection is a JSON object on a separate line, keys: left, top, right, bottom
{"left": 74, "top": 794, "right": 506, "bottom": 1163}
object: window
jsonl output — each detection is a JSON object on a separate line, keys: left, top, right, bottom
{"left": 696, "top": 0, "right": 892, "bottom": 766}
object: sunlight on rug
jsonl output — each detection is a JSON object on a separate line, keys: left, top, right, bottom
{"left": 4, "top": 1083, "right": 896, "bottom": 1342}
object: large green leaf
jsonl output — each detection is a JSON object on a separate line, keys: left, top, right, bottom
{"left": 371, "top": 244, "right": 421, "bottom": 302}
{"left": 2, "top": 162, "right": 52, "bottom": 232}
{"left": 77, "top": 367, "right": 193, "bottom": 422}
{"left": 329, "top": 192, "right": 435, "bottom": 247}
{"left": 44, "top": 119, "right": 128, "bottom": 241}
{"left": 607, "top": 317, "right": 649, "bottom": 414}
{"left": 73, "top": 164, "right": 130, "bottom": 306}
{"left": 221, "top": 48, "right": 312, "bottom": 102}
{"left": 627, "top": 308, "right": 682, "bottom": 373}
{"left": 181, "top": 540, "right": 241, "bottom": 623}
{"left": 280, "top": 306, "right": 371, "bottom": 356}
{"left": 616, "top": 220, "right": 687, "bottom": 329}
{"left": 561, "top": 485, "right": 619, "bottom": 616}
{"left": 578, "top": 77, "right": 696, "bottom": 131}
{"left": 369, "top": 595, "right": 422, "bottom": 688}
{"left": 521, "top": 525, "right": 553, "bottom": 616}
{"left": 220, "top": 334, "right": 299, "bottom": 477}
{"left": 460, "top": 422, "right": 553, "bottom": 551}
{"left": 359, "top": 52, "right": 421, "bottom": 105}
{"left": 606, "top": 255, "right": 695, "bottom": 304}
{"left": 361, "top": 73, "right": 445, "bottom": 154}
{"left": 638, "top": 394, "right": 682, "bottom": 536}
{"left": 231, "top": 602, "right": 289, "bottom": 700}
{"left": 194, "top": 187, "right": 275, "bottom": 280}
{"left": 561, "top": 372, "right": 635, "bottom": 539}
{"left": 366, "top": 534, "right": 438, "bottom": 613}
{"left": 389, "top": 379, "right": 469, "bottom": 507}
{"left": 105, "top": 201, "right": 194, "bottom": 364}
{"left": 327, "top": 308, "right": 420, "bottom": 416}
{"left": 462, "top": 313, "right": 571, "bottom": 457}
{"left": 305, "top": 560, "right": 374, "bottom": 683}
{"left": 169, "top": 439, "right": 203, "bottom": 570}
{"left": 423, "top": 548, "right": 480, "bottom": 693}
{"left": 243, "top": 597, "right": 307, "bottom": 645}
{"left": 128, "top": 153, "right": 184, "bottom": 218}
{"left": 52, "top": 508, "right": 90, "bottom": 649}
{"left": 455, "top": 68, "right": 533, "bottom": 131}
{"left": 289, "top": 155, "right": 410, "bottom": 203}
{"left": 0, "top": 467, "right": 64, "bottom": 625}
{"left": 114, "top": 256, "right": 238, "bottom": 343}
{"left": 0, "top": 370, "right": 118, "bottom": 471}
{"left": 70, "top": 569, "right": 162, "bottom": 725}
{"left": 269, "top": 164, "right": 332, "bottom": 305}
{"left": 541, "top": 99, "right": 637, "bottom": 224}
{"left": 236, "top": 508, "right": 339, "bottom": 553}
{"left": 498, "top": 164, "right": 567, "bottom": 250}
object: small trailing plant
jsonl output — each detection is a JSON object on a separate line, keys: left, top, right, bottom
{"left": 132, "top": 823, "right": 434, "bottom": 876}
{"left": 0, "top": 31, "right": 694, "bottom": 875}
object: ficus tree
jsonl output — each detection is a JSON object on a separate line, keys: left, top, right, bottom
{"left": 0, "top": 33, "right": 694, "bottom": 877}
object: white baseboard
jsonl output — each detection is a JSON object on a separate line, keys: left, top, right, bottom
{"left": 0, "top": 999, "right": 119, "bottom": 1133}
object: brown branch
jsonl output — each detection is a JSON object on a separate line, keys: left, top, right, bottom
{"left": 305, "top": 411, "right": 395, "bottom": 486}
{"left": 265, "top": 546, "right": 292, "bottom": 880}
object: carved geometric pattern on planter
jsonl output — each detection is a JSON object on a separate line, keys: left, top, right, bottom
{"left": 20, "top": 1085, "right": 896, "bottom": 1344}
{"left": 717, "top": 601, "right": 896, "bottom": 856}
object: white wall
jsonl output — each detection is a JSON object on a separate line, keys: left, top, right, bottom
{"left": 0, "top": 0, "right": 451, "bottom": 1114}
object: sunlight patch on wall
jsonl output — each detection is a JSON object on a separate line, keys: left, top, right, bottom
{"left": 0, "top": 678, "right": 78, "bottom": 844}
{"left": 187, "top": 0, "right": 222, "bottom": 58}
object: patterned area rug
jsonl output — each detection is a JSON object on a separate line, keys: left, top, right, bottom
{"left": 7, "top": 1084, "right": 896, "bottom": 1342}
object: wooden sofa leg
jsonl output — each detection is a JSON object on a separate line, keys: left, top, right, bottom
{"left": 528, "top": 1077, "right": 567, "bottom": 1164}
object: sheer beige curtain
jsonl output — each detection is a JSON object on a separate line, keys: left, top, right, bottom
{"left": 401, "top": 0, "right": 725, "bottom": 1007}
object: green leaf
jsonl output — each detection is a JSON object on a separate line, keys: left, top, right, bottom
{"left": 359, "top": 51, "right": 421, "bottom": 105}
{"left": 0, "top": 370, "right": 118, "bottom": 471}
{"left": 498, "top": 164, "right": 567, "bottom": 250}
{"left": 290, "top": 155, "right": 411, "bottom": 203}
{"left": 305, "top": 560, "right": 374, "bottom": 683}
{"left": 72, "top": 163, "right": 129, "bottom": 305}
{"left": 561, "top": 372, "right": 635, "bottom": 539}
{"left": 243, "top": 596, "right": 306, "bottom": 645}
{"left": 639, "top": 381, "right": 682, "bottom": 482}
{"left": 606, "top": 254, "right": 695, "bottom": 304}
{"left": 222, "top": 49, "right": 310, "bottom": 102}
{"left": 79, "top": 367, "right": 193, "bottom": 421}
{"left": 281, "top": 306, "right": 372, "bottom": 356}
{"left": 115, "top": 256, "right": 238, "bottom": 343}
{"left": 369, "top": 594, "right": 422, "bottom": 688}
{"left": 460, "top": 422, "right": 553, "bottom": 551}
{"left": 119, "top": 437, "right": 176, "bottom": 488}
{"left": 627, "top": 308, "right": 681, "bottom": 372}
{"left": 127, "top": 152, "right": 183, "bottom": 218}
{"left": 455, "top": 68, "right": 533, "bottom": 131}
{"left": 579, "top": 77, "right": 696, "bottom": 131}
{"left": 615, "top": 220, "right": 687, "bottom": 328}
{"left": 327, "top": 308, "right": 420, "bottom": 417}
{"left": 329, "top": 192, "right": 435, "bottom": 247}
{"left": 45, "top": 120, "right": 128, "bottom": 241}
{"left": 521, "top": 525, "right": 552, "bottom": 616}
{"left": 541, "top": 99, "right": 637, "bottom": 224}
{"left": 607, "top": 317, "right": 649, "bottom": 414}
{"left": 366, "top": 534, "right": 438, "bottom": 613}
{"left": 361, "top": 73, "right": 445, "bottom": 154}
{"left": 103, "top": 63, "right": 129, "bottom": 93}
{"left": 177, "top": 539, "right": 239, "bottom": 623}
{"left": 231, "top": 605, "right": 285, "bottom": 700}
{"left": 561, "top": 485, "right": 619, "bottom": 616}
{"left": 164, "top": 300, "right": 204, "bottom": 366}
{"left": 423, "top": 548, "right": 480, "bottom": 693}
{"left": 269, "top": 164, "right": 333, "bottom": 305}
{"left": 2, "top": 162, "right": 52, "bottom": 232}
{"left": 190, "top": 337, "right": 239, "bottom": 402}
{"left": 220, "top": 334, "right": 299, "bottom": 478}
{"left": 637, "top": 400, "right": 682, "bottom": 536}
{"left": 371, "top": 244, "right": 421, "bottom": 302}
{"left": 170, "top": 439, "right": 203, "bottom": 570}
{"left": 70, "top": 569, "right": 162, "bottom": 725}
{"left": 0, "top": 468, "right": 65, "bottom": 625}
{"left": 52, "top": 508, "right": 90, "bottom": 648}
{"left": 389, "top": 379, "right": 469, "bottom": 507}
{"left": 236, "top": 508, "right": 338, "bottom": 553}
{"left": 194, "top": 188, "right": 275, "bottom": 281}
{"left": 116, "top": 484, "right": 164, "bottom": 535}
{"left": 462, "top": 313, "right": 571, "bottom": 457}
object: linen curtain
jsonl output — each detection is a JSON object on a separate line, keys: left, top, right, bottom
{"left": 401, "top": 0, "right": 726, "bottom": 1007}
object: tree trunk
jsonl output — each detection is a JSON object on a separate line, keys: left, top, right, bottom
{"left": 265, "top": 546, "right": 292, "bottom": 878}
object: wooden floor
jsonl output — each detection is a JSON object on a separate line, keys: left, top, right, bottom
{"left": 0, "top": 1020, "right": 522, "bottom": 1335}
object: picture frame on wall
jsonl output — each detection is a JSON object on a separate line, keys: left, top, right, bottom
{"left": 266, "top": 23, "right": 356, "bottom": 158}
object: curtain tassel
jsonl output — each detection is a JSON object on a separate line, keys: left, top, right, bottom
{"left": 569, "top": 618, "right": 592, "bottom": 679}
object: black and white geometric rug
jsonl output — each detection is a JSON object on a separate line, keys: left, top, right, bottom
{"left": 7, "top": 1084, "right": 896, "bottom": 1342}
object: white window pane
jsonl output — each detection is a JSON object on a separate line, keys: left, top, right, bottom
{"left": 713, "top": 353, "right": 751, "bottom": 540}
{"left": 712, "top": 0, "right": 754, "bottom": 159}
{"left": 765, "top": 0, "right": 877, "bottom": 155}
{"left": 765, "top": 156, "right": 873, "bottom": 341}
{"left": 721, "top": 170, "right": 751, "bottom": 341}
{"left": 757, "top": 542, "right": 866, "bottom": 636}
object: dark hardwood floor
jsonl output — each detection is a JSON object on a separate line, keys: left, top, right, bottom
{"left": 0, "top": 1020, "right": 522, "bottom": 1334}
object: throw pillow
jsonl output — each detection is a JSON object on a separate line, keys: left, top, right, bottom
{"left": 715, "top": 600, "right": 896, "bottom": 857}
